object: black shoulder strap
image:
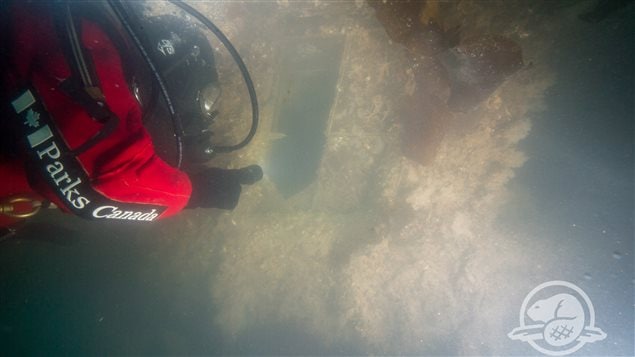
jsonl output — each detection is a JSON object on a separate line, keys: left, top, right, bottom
{"left": 51, "top": 2, "right": 120, "bottom": 156}
{"left": 54, "top": 2, "right": 103, "bottom": 100}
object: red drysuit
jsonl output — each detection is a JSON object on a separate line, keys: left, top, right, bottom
{"left": 1, "top": 3, "right": 192, "bottom": 227}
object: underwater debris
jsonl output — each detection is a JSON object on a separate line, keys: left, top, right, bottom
{"left": 440, "top": 35, "right": 524, "bottom": 112}
{"left": 399, "top": 91, "right": 451, "bottom": 166}
{"left": 367, "top": 0, "right": 459, "bottom": 55}
{"left": 368, "top": 0, "right": 524, "bottom": 165}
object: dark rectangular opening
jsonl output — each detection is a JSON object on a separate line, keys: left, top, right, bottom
{"left": 267, "top": 36, "right": 344, "bottom": 197}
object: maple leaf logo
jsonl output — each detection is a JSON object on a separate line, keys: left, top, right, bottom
{"left": 24, "top": 109, "right": 40, "bottom": 128}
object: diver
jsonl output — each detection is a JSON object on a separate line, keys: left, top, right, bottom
{"left": 0, "top": 1, "right": 262, "bottom": 235}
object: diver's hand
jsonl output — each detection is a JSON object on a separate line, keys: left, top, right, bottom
{"left": 235, "top": 165, "right": 263, "bottom": 185}
{"left": 186, "top": 165, "right": 263, "bottom": 210}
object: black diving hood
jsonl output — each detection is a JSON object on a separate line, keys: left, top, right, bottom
{"left": 104, "top": 0, "right": 259, "bottom": 168}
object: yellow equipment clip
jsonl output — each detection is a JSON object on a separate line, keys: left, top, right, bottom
{"left": 0, "top": 196, "right": 42, "bottom": 219}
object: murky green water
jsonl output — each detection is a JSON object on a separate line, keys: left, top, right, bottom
{"left": 1, "top": 1, "right": 633, "bottom": 355}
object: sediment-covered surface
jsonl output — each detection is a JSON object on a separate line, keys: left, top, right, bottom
{"left": 1, "top": 1, "right": 632, "bottom": 355}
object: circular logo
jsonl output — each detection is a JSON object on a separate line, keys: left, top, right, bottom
{"left": 508, "top": 281, "right": 607, "bottom": 356}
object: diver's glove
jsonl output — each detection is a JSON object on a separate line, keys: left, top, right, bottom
{"left": 186, "top": 165, "right": 263, "bottom": 210}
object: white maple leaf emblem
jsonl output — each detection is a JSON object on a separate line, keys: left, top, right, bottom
{"left": 24, "top": 109, "right": 40, "bottom": 128}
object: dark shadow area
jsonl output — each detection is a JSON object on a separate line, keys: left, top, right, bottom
{"left": 0, "top": 211, "right": 226, "bottom": 355}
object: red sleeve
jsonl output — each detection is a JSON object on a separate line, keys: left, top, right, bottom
{"left": 7, "top": 3, "right": 192, "bottom": 219}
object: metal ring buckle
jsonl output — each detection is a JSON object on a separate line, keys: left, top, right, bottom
{"left": 1, "top": 196, "right": 42, "bottom": 219}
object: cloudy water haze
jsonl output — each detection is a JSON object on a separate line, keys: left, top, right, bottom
{"left": 1, "top": 0, "right": 633, "bottom": 355}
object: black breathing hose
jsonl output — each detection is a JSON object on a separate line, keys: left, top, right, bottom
{"left": 110, "top": 0, "right": 259, "bottom": 166}
{"left": 169, "top": 0, "right": 259, "bottom": 154}
{"left": 107, "top": 0, "right": 185, "bottom": 167}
